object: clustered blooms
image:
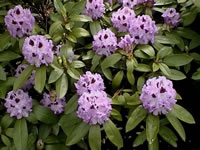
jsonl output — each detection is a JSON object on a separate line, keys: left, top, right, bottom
{"left": 22, "top": 35, "right": 54, "bottom": 67}
{"left": 111, "top": 7, "right": 136, "bottom": 33}
{"left": 83, "top": 0, "right": 105, "bottom": 20}
{"left": 40, "top": 92, "right": 66, "bottom": 115}
{"left": 75, "top": 71, "right": 112, "bottom": 125}
{"left": 123, "top": 0, "right": 155, "bottom": 8}
{"left": 75, "top": 71, "right": 105, "bottom": 95}
{"left": 15, "top": 64, "right": 35, "bottom": 90}
{"left": 118, "top": 35, "right": 134, "bottom": 52}
{"left": 162, "top": 8, "right": 180, "bottom": 27}
{"left": 4, "top": 5, "right": 35, "bottom": 38}
{"left": 129, "top": 15, "right": 158, "bottom": 45}
{"left": 77, "top": 91, "right": 112, "bottom": 125}
{"left": 140, "top": 76, "right": 177, "bottom": 115}
{"left": 4, "top": 89, "right": 32, "bottom": 119}
{"left": 92, "top": 29, "right": 117, "bottom": 56}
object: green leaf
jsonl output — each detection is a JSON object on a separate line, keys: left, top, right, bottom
{"left": 138, "top": 45, "right": 155, "bottom": 57}
{"left": 64, "top": 94, "right": 78, "bottom": 114}
{"left": 159, "top": 126, "right": 177, "bottom": 148}
{"left": 167, "top": 69, "right": 186, "bottom": 81}
{"left": 192, "top": 70, "right": 200, "bottom": 80}
{"left": 59, "top": 112, "right": 82, "bottom": 136}
{"left": 0, "top": 114, "right": 14, "bottom": 129}
{"left": 33, "top": 105, "right": 58, "bottom": 124}
{"left": 68, "top": 0, "right": 86, "bottom": 16}
{"left": 101, "top": 67, "right": 113, "bottom": 81}
{"left": 148, "top": 137, "right": 158, "bottom": 150}
{"left": 133, "top": 130, "right": 146, "bottom": 147}
{"left": 34, "top": 66, "right": 46, "bottom": 93}
{"left": 157, "top": 46, "right": 173, "bottom": 59}
{"left": 54, "top": 0, "right": 66, "bottom": 18}
{"left": 13, "top": 65, "right": 34, "bottom": 91}
{"left": 127, "top": 71, "right": 135, "bottom": 86}
{"left": 67, "top": 67, "right": 80, "bottom": 80}
{"left": 46, "top": 144, "right": 69, "bottom": 150}
{"left": 70, "top": 15, "right": 92, "bottom": 22}
{"left": 101, "top": 53, "right": 122, "bottom": 69}
{"left": 49, "top": 21, "right": 64, "bottom": 36}
{"left": 71, "top": 60, "right": 85, "bottom": 68}
{"left": 56, "top": 73, "right": 68, "bottom": 98}
{"left": 137, "top": 76, "right": 145, "bottom": 91}
{"left": 66, "top": 122, "right": 90, "bottom": 146}
{"left": 112, "top": 71, "right": 124, "bottom": 89}
{"left": 111, "top": 109, "right": 122, "bottom": 121}
{"left": 170, "top": 104, "right": 195, "bottom": 124}
{"left": 0, "top": 65, "right": 6, "bottom": 80}
{"left": 103, "top": 119, "right": 123, "bottom": 148}
{"left": 67, "top": 34, "right": 77, "bottom": 43}
{"left": 159, "top": 63, "right": 171, "bottom": 76}
{"left": 0, "top": 32, "right": 12, "bottom": 51}
{"left": 155, "top": 35, "right": 178, "bottom": 45}
{"left": 166, "top": 112, "right": 186, "bottom": 141}
{"left": 152, "top": 63, "right": 159, "bottom": 72}
{"left": 89, "top": 125, "right": 101, "bottom": 150}
{"left": 126, "top": 59, "right": 135, "bottom": 73}
{"left": 135, "top": 64, "right": 151, "bottom": 72}
{"left": 1, "top": 135, "right": 11, "bottom": 146}
{"left": 126, "top": 105, "right": 147, "bottom": 132}
{"left": 193, "top": 0, "right": 200, "bottom": 8}
{"left": 90, "top": 21, "right": 101, "bottom": 36}
{"left": 91, "top": 54, "right": 101, "bottom": 71}
{"left": 60, "top": 43, "right": 73, "bottom": 59}
{"left": 13, "top": 119, "right": 28, "bottom": 150}
{"left": 163, "top": 54, "right": 193, "bottom": 67}
{"left": 146, "top": 114, "right": 159, "bottom": 144}
{"left": 48, "top": 68, "right": 64, "bottom": 84}
{"left": 0, "top": 51, "right": 20, "bottom": 62}
{"left": 126, "top": 92, "right": 141, "bottom": 105}
{"left": 72, "top": 28, "right": 90, "bottom": 38}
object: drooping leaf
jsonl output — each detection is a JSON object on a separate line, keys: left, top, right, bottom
{"left": 56, "top": 73, "right": 68, "bottom": 98}
{"left": 90, "top": 21, "right": 101, "bottom": 36}
{"left": 112, "top": 71, "right": 124, "bottom": 89}
{"left": 101, "top": 53, "right": 122, "bottom": 69}
{"left": 89, "top": 125, "right": 101, "bottom": 150}
{"left": 64, "top": 94, "right": 78, "bottom": 114}
{"left": 133, "top": 130, "right": 146, "bottom": 147}
{"left": 34, "top": 66, "right": 47, "bottom": 93}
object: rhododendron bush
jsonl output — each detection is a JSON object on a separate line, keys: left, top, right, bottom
{"left": 0, "top": 0, "right": 199, "bottom": 149}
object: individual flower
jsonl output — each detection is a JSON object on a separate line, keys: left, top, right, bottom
{"left": 40, "top": 92, "right": 66, "bottom": 115}
{"left": 4, "top": 89, "right": 32, "bottom": 119}
{"left": 75, "top": 71, "right": 105, "bottom": 95}
{"left": 118, "top": 35, "right": 134, "bottom": 52}
{"left": 129, "top": 15, "right": 158, "bottom": 45}
{"left": 123, "top": 0, "right": 155, "bottom": 8}
{"left": 162, "top": 8, "right": 180, "bottom": 27}
{"left": 4, "top": 5, "right": 35, "bottom": 38}
{"left": 15, "top": 64, "right": 35, "bottom": 90}
{"left": 22, "top": 35, "right": 54, "bottom": 67}
{"left": 83, "top": 0, "right": 105, "bottom": 20}
{"left": 77, "top": 91, "right": 112, "bottom": 125}
{"left": 111, "top": 7, "right": 136, "bottom": 32}
{"left": 140, "top": 76, "right": 177, "bottom": 115}
{"left": 92, "top": 29, "right": 117, "bottom": 56}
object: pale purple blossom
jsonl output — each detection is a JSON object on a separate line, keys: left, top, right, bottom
{"left": 4, "top": 5, "right": 35, "bottom": 38}
{"left": 75, "top": 71, "right": 105, "bottom": 96}
{"left": 129, "top": 15, "right": 158, "bottom": 45}
{"left": 4, "top": 89, "right": 32, "bottom": 119}
{"left": 92, "top": 29, "right": 117, "bottom": 56}
{"left": 22, "top": 35, "right": 54, "bottom": 67}
{"left": 15, "top": 64, "right": 35, "bottom": 90}
{"left": 162, "top": 8, "right": 180, "bottom": 27}
{"left": 123, "top": 0, "right": 155, "bottom": 8}
{"left": 118, "top": 35, "right": 134, "bottom": 52}
{"left": 77, "top": 91, "right": 112, "bottom": 125}
{"left": 40, "top": 92, "right": 66, "bottom": 115}
{"left": 140, "top": 76, "right": 177, "bottom": 115}
{"left": 83, "top": 0, "right": 105, "bottom": 20}
{"left": 111, "top": 7, "right": 136, "bottom": 33}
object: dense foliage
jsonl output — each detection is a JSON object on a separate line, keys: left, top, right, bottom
{"left": 0, "top": 0, "right": 199, "bottom": 150}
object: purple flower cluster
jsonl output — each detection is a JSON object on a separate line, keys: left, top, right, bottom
{"left": 129, "top": 15, "right": 158, "bottom": 45}
{"left": 140, "top": 76, "right": 177, "bottom": 115}
{"left": 123, "top": 0, "right": 155, "bottom": 8}
{"left": 118, "top": 35, "right": 134, "bottom": 52}
{"left": 22, "top": 35, "right": 54, "bottom": 67}
{"left": 15, "top": 64, "right": 35, "bottom": 90}
{"left": 40, "top": 92, "right": 66, "bottom": 115}
{"left": 83, "top": 0, "right": 105, "bottom": 20}
{"left": 75, "top": 71, "right": 105, "bottom": 95}
{"left": 75, "top": 71, "right": 112, "bottom": 125}
{"left": 92, "top": 29, "right": 117, "bottom": 56}
{"left": 162, "top": 8, "right": 180, "bottom": 27}
{"left": 77, "top": 91, "right": 112, "bottom": 125}
{"left": 111, "top": 7, "right": 136, "bottom": 33}
{"left": 4, "top": 89, "right": 32, "bottom": 119}
{"left": 4, "top": 5, "right": 35, "bottom": 38}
